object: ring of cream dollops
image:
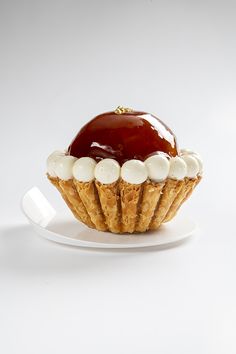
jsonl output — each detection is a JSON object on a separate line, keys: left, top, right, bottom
{"left": 47, "top": 149, "right": 202, "bottom": 184}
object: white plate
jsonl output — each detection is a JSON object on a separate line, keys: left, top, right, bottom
{"left": 21, "top": 187, "right": 196, "bottom": 249}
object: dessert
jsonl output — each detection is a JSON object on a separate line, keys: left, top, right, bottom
{"left": 46, "top": 107, "right": 202, "bottom": 233}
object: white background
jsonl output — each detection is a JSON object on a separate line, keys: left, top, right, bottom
{"left": 1, "top": 1, "right": 236, "bottom": 353}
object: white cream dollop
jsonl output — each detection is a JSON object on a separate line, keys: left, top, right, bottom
{"left": 180, "top": 149, "right": 203, "bottom": 175}
{"left": 121, "top": 160, "right": 148, "bottom": 184}
{"left": 47, "top": 150, "right": 65, "bottom": 177}
{"left": 193, "top": 155, "right": 203, "bottom": 174}
{"left": 95, "top": 158, "right": 120, "bottom": 184}
{"left": 168, "top": 157, "right": 187, "bottom": 180}
{"left": 73, "top": 157, "right": 96, "bottom": 182}
{"left": 180, "top": 148, "right": 195, "bottom": 155}
{"left": 145, "top": 155, "right": 170, "bottom": 182}
{"left": 181, "top": 155, "right": 199, "bottom": 178}
{"left": 54, "top": 155, "right": 77, "bottom": 180}
{"left": 47, "top": 146, "right": 203, "bottom": 184}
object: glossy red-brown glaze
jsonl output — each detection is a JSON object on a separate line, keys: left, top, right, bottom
{"left": 68, "top": 111, "right": 178, "bottom": 164}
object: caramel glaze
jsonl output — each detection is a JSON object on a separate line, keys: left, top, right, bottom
{"left": 68, "top": 111, "right": 178, "bottom": 165}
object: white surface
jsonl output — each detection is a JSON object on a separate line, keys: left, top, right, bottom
{"left": 0, "top": 1, "right": 236, "bottom": 354}
{"left": 22, "top": 187, "right": 196, "bottom": 248}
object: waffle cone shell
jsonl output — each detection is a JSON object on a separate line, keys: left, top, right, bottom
{"left": 48, "top": 175, "right": 201, "bottom": 234}
{"left": 73, "top": 180, "right": 107, "bottom": 231}
{"left": 149, "top": 179, "right": 185, "bottom": 230}
{"left": 47, "top": 175, "right": 94, "bottom": 228}
{"left": 135, "top": 180, "right": 165, "bottom": 232}
{"left": 163, "top": 176, "right": 201, "bottom": 223}
{"left": 95, "top": 181, "right": 121, "bottom": 233}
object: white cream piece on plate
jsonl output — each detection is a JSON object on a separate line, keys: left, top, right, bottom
{"left": 145, "top": 155, "right": 170, "bottom": 182}
{"left": 54, "top": 155, "right": 77, "bottom": 180}
{"left": 168, "top": 157, "right": 187, "bottom": 180}
{"left": 95, "top": 158, "right": 120, "bottom": 184}
{"left": 47, "top": 151, "right": 65, "bottom": 177}
{"left": 73, "top": 157, "right": 96, "bottom": 182}
{"left": 181, "top": 155, "right": 199, "bottom": 178}
{"left": 121, "top": 160, "right": 148, "bottom": 184}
